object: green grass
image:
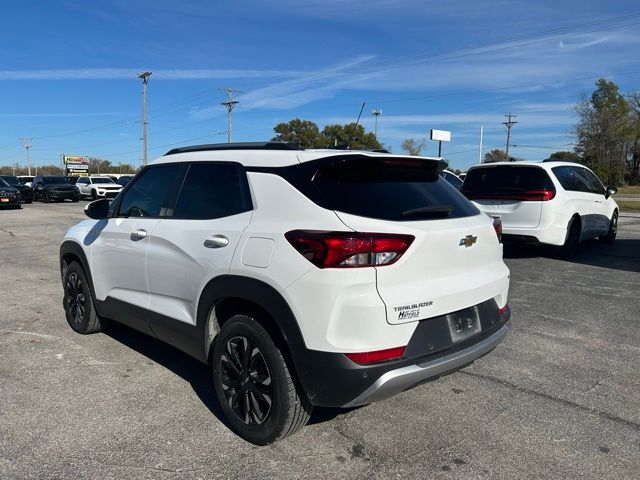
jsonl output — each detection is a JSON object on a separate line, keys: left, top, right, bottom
{"left": 617, "top": 200, "right": 640, "bottom": 213}
{"left": 617, "top": 185, "right": 640, "bottom": 196}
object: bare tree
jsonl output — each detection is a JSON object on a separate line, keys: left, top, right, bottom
{"left": 401, "top": 138, "right": 426, "bottom": 156}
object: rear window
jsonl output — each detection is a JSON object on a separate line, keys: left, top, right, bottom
{"left": 310, "top": 157, "right": 478, "bottom": 221}
{"left": 462, "top": 166, "right": 554, "bottom": 197}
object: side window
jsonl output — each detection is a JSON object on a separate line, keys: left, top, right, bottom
{"left": 172, "top": 163, "right": 251, "bottom": 220}
{"left": 552, "top": 166, "right": 590, "bottom": 193}
{"left": 118, "top": 164, "right": 184, "bottom": 218}
{"left": 580, "top": 168, "right": 605, "bottom": 195}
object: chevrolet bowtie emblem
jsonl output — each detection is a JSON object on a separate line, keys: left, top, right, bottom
{"left": 459, "top": 235, "right": 478, "bottom": 248}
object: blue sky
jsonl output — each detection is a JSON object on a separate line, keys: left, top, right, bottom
{"left": 1, "top": 0, "right": 639, "bottom": 171}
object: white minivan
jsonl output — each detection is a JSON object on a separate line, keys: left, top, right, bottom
{"left": 461, "top": 161, "right": 618, "bottom": 255}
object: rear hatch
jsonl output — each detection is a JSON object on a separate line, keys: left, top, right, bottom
{"left": 460, "top": 165, "right": 555, "bottom": 228}
{"left": 309, "top": 155, "right": 508, "bottom": 324}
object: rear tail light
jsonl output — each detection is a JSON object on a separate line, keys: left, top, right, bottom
{"left": 463, "top": 189, "right": 555, "bottom": 201}
{"left": 499, "top": 304, "right": 510, "bottom": 320}
{"left": 345, "top": 346, "right": 406, "bottom": 364}
{"left": 492, "top": 216, "right": 502, "bottom": 242}
{"left": 285, "top": 230, "right": 414, "bottom": 268}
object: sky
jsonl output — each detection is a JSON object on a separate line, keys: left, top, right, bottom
{"left": 1, "top": 0, "right": 640, "bottom": 172}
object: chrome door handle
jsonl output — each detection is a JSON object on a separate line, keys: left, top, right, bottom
{"left": 130, "top": 229, "right": 147, "bottom": 241}
{"left": 204, "top": 235, "right": 229, "bottom": 249}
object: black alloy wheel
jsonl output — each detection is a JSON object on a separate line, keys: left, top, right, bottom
{"left": 600, "top": 212, "right": 618, "bottom": 243}
{"left": 62, "top": 261, "right": 106, "bottom": 334}
{"left": 65, "top": 272, "right": 86, "bottom": 325}
{"left": 561, "top": 218, "right": 580, "bottom": 258}
{"left": 211, "top": 315, "right": 311, "bottom": 445}
{"left": 221, "top": 336, "right": 273, "bottom": 425}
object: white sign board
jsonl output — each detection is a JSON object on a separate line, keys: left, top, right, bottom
{"left": 430, "top": 129, "right": 451, "bottom": 142}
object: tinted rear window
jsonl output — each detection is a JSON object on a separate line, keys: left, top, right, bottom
{"left": 462, "top": 166, "right": 554, "bottom": 195}
{"left": 311, "top": 157, "right": 478, "bottom": 221}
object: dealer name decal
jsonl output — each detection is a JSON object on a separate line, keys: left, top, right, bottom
{"left": 393, "top": 301, "right": 433, "bottom": 320}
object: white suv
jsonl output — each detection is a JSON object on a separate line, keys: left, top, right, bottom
{"left": 461, "top": 161, "right": 618, "bottom": 256}
{"left": 76, "top": 176, "right": 123, "bottom": 200}
{"left": 59, "top": 143, "right": 511, "bottom": 444}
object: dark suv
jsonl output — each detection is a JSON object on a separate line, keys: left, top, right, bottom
{"left": 0, "top": 178, "right": 21, "bottom": 208}
{"left": 0, "top": 175, "right": 33, "bottom": 203}
{"left": 33, "top": 176, "right": 80, "bottom": 203}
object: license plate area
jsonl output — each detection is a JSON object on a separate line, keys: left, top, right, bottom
{"left": 446, "top": 306, "right": 481, "bottom": 343}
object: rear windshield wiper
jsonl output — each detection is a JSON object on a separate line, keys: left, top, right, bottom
{"left": 401, "top": 205, "right": 453, "bottom": 218}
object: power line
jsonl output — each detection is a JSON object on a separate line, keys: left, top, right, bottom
{"left": 13, "top": 13, "right": 640, "bottom": 145}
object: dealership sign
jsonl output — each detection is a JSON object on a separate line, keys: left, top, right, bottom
{"left": 63, "top": 155, "right": 90, "bottom": 176}
{"left": 430, "top": 129, "right": 451, "bottom": 142}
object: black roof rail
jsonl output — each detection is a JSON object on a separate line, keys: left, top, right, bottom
{"left": 164, "top": 142, "right": 300, "bottom": 156}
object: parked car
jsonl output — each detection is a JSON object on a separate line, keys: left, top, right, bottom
{"left": 60, "top": 142, "right": 511, "bottom": 445}
{"left": 0, "top": 178, "right": 21, "bottom": 209}
{"left": 461, "top": 161, "right": 618, "bottom": 256}
{"left": 0, "top": 175, "right": 33, "bottom": 203}
{"left": 440, "top": 169, "right": 464, "bottom": 189}
{"left": 17, "top": 175, "right": 35, "bottom": 188}
{"left": 33, "top": 175, "right": 80, "bottom": 203}
{"left": 116, "top": 175, "right": 134, "bottom": 187}
{"left": 76, "top": 176, "right": 123, "bottom": 199}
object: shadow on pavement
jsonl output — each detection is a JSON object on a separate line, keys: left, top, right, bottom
{"left": 504, "top": 238, "right": 640, "bottom": 273}
{"left": 104, "top": 322, "right": 352, "bottom": 428}
{"left": 104, "top": 322, "right": 227, "bottom": 424}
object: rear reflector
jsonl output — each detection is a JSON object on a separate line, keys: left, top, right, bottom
{"left": 499, "top": 304, "right": 510, "bottom": 320}
{"left": 345, "top": 346, "right": 406, "bottom": 365}
{"left": 285, "top": 230, "right": 414, "bottom": 268}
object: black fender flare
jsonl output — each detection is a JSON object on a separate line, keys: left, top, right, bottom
{"left": 196, "top": 274, "right": 308, "bottom": 369}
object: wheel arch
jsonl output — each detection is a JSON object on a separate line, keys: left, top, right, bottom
{"left": 197, "top": 275, "right": 308, "bottom": 382}
{"left": 59, "top": 241, "right": 100, "bottom": 313}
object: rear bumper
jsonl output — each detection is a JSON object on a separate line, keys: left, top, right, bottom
{"left": 502, "top": 224, "right": 566, "bottom": 246}
{"left": 344, "top": 321, "right": 510, "bottom": 407}
{"left": 295, "top": 300, "right": 511, "bottom": 407}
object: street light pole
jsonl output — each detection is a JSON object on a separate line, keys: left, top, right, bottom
{"left": 19, "top": 138, "right": 32, "bottom": 175}
{"left": 372, "top": 109, "right": 382, "bottom": 138}
{"left": 138, "top": 72, "right": 152, "bottom": 165}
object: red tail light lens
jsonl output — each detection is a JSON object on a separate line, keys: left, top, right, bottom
{"left": 492, "top": 216, "right": 502, "bottom": 242}
{"left": 285, "top": 230, "right": 414, "bottom": 268}
{"left": 345, "top": 346, "right": 406, "bottom": 364}
{"left": 463, "top": 189, "right": 555, "bottom": 201}
{"left": 499, "top": 304, "right": 510, "bottom": 319}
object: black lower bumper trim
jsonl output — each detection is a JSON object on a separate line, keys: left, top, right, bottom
{"left": 295, "top": 300, "right": 510, "bottom": 408}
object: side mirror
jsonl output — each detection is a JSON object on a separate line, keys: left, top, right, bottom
{"left": 605, "top": 186, "right": 617, "bottom": 199}
{"left": 84, "top": 198, "right": 111, "bottom": 219}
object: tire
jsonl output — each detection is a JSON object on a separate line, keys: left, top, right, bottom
{"left": 43, "top": 191, "right": 51, "bottom": 203}
{"left": 91, "top": 190, "right": 97, "bottom": 200}
{"left": 62, "top": 261, "right": 107, "bottom": 334}
{"left": 600, "top": 211, "right": 618, "bottom": 243}
{"left": 211, "top": 315, "right": 312, "bottom": 445}
{"left": 560, "top": 217, "right": 580, "bottom": 258}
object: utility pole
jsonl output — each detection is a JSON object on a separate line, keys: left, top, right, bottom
{"left": 478, "top": 125, "right": 484, "bottom": 164}
{"left": 502, "top": 114, "right": 517, "bottom": 162}
{"left": 138, "top": 71, "right": 152, "bottom": 165}
{"left": 18, "top": 138, "right": 32, "bottom": 175}
{"left": 219, "top": 88, "right": 240, "bottom": 143}
{"left": 372, "top": 109, "right": 382, "bottom": 138}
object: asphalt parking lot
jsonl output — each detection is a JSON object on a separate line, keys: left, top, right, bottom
{"left": 1, "top": 202, "right": 639, "bottom": 480}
